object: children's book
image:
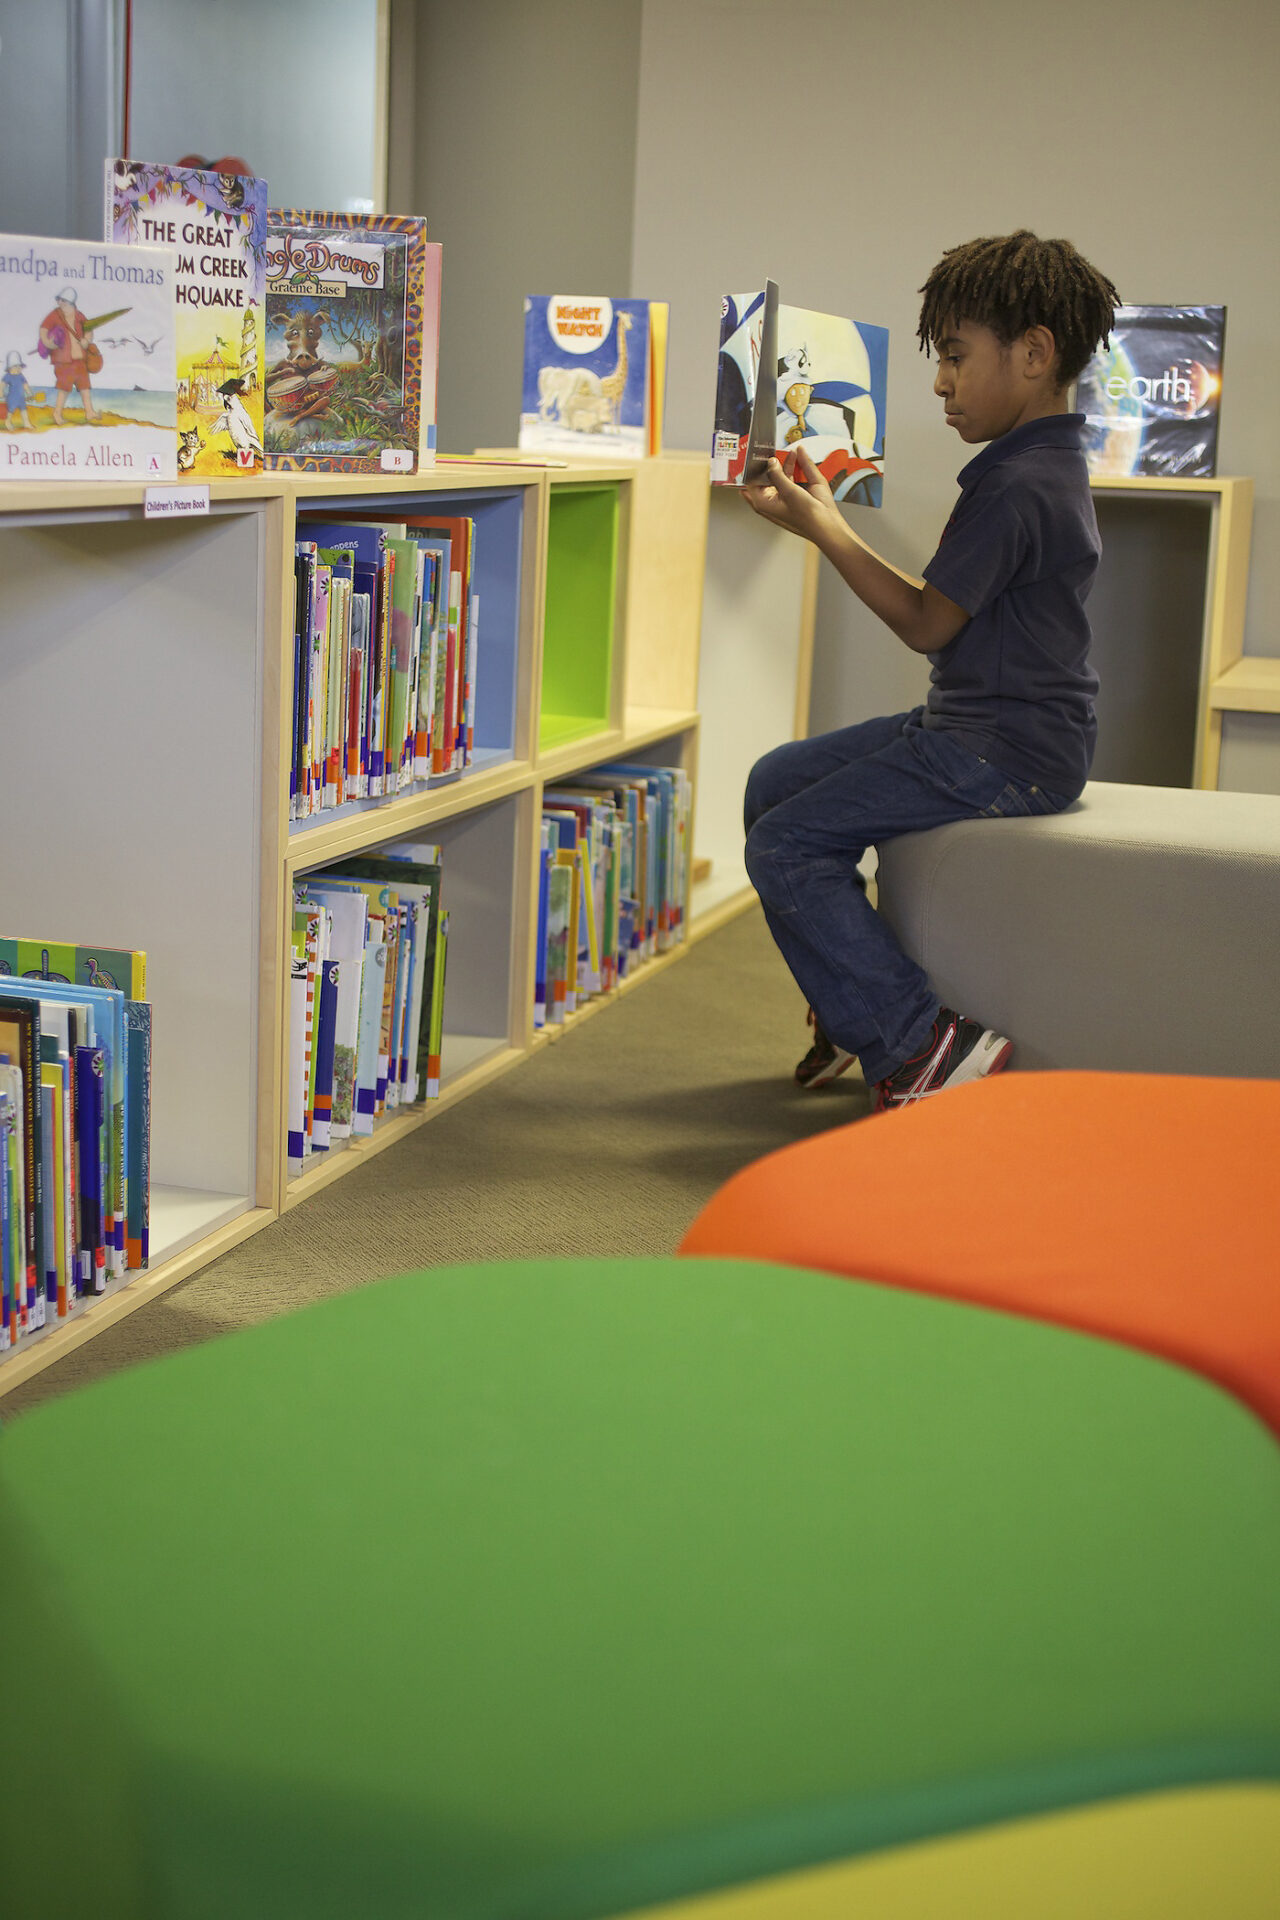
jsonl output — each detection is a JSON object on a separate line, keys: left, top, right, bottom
{"left": 0, "top": 231, "right": 177, "bottom": 481}
{"left": 520, "top": 296, "right": 668, "bottom": 459}
{"left": 1076, "top": 305, "right": 1227, "bottom": 480}
{"left": 0, "top": 938, "right": 146, "bottom": 999}
{"left": 711, "top": 283, "right": 888, "bottom": 506}
{"left": 264, "top": 211, "right": 440, "bottom": 474}
{"left": 105, "top": 160, "right": 267, "bottom": 477}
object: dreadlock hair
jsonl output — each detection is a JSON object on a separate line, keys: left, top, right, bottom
{"left": 917, "top": 231, "right": 1119, "bottom": 388}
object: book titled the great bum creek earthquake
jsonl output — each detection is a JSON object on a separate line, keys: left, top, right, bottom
{"left": 0, "top": 234, "right": 177, "bottom": 479}
{"left": 106, "top": 159, "right": 268, "bottom": 477}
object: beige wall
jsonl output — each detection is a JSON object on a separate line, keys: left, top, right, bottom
{"left": 398, "top": 0, "right": 643, "bottom": 453}
{"left": 629, "top": 0, "right": 1280, "bottom": 740}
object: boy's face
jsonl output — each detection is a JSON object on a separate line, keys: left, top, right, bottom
{"left": 930, "top": 318, "right": 1056, "bottom": 443}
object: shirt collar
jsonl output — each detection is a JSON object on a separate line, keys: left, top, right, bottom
{"left": 956, "top": 412, "right": 1086, "bottom": 491}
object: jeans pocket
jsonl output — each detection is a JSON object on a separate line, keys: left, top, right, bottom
{"left": 980, "top": 781, "right": 1063, "bottom": 818}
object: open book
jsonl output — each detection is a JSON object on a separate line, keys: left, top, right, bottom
{"left": 711, "top": 281, "right": 887, "bottom": 505}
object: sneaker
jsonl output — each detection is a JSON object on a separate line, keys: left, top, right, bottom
{"left": 874, "top": 1009, "right": 1012, "bottom": 1111}
{"left": 795, "top": 1007, "right": 858, "bottom": 1089}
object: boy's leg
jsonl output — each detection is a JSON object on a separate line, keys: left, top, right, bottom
{"left": 744, "top": 710, "right": 921, "bottom": 834}
{"left": 745, "top": 717, "right": 1040, "bottom": 1085}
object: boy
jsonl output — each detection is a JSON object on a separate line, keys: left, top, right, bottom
{"left": 743, "top": 230, "right": 1118, "bottom": 1108}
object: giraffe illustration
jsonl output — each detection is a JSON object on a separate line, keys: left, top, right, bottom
{"left": 597, "top": 311, "right": 634, "bottom": 427}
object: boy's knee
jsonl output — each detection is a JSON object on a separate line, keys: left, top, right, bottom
{"left": 744, "top": 740, "right": 801, "bottom": 830}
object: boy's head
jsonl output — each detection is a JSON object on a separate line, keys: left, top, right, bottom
{"left": 917, "top": 230, "right": 1118, "bottom": 444}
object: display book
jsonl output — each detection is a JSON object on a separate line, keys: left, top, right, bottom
{"left": 1076, "top": 305, "right": 1227, "bottom": 480}
{"left": 291, "top": 507, "right": 479, "bottom": 823}
{"left": 0, "top": 939, "right": 151, "bottom": 1358}
{"left": 537, "top": 765, "right": 691, "bottom": 1027}
{"left": 711, "top": 281, "right": 889, "bottom": 506}
{"left": 106, "top": 160, "right": 441, "bottom": 476}
{"left": 290, "top": 848, "right": 447, "bottom": 1179}
{"left": 519, "top": 296, "right": 668, "bottom": 460}
{"left": 0, "top": 228, "right": 177, "bottom": 480}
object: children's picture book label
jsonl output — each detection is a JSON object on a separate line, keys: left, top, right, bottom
{"left": 106, "top": 160, "right": 268, "bottom": 479}
{"left": 1, "top": 231, "right": 178, "bottom": 480}
{"left": 712, "top": 283, "right": 888, "bottom": 505}
{"left": 144, "top": 483, "right": 210, "bottom": 518}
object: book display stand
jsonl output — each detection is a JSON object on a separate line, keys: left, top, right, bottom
{"left": 0, "top": 452, "right": 715, "bottom": 1393}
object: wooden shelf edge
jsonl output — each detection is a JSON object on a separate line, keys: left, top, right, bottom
{"left": 281, "top": 1044, "right": 527, "bottom": 1209}
{"left": 1089, "top": 474, "right": 1249, "bottom": 497}
{"left": 621, "top": 707, "right": 700, "bottom": 754}
{"left": 1208, "top": 657, "right": 1280, "bottom": 714}
{"left": 288, "top": 760, "right": 536, "bottom": 870}
{"left": 536, "top": 727, "right": 625, "bottom": 781}
{"left": 0, "top": 1206, "right": 275, "bottom": 1400}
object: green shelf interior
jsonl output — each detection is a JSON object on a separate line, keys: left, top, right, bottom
{"left": 539, "top": 484, "right": 619, "bottom": 753}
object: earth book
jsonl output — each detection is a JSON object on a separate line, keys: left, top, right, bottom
{"left": 711, "top": 283, "right": 888, "bottom": 506}
{"left": 0, "top": 231, "right": 177, "bottom": 480}
{"left": 264, "top": 211, "right": 441, "bottom": 475}
{"left": 1077, "top": 305, "right": 1226, "bottom": 479}
{"left": 519, "top": 296, "right": 668, "bottom": 459}
{"left": 105, "top": 159, "right": 267, "bottom": 477}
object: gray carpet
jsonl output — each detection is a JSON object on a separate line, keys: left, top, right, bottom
{"left": 3, "top": 906, "right": 872, "bottom": 1419}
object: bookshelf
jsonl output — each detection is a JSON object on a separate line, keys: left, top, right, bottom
{"left": 1088, "top": 476, "right": 1258, "bottom": 790}
{"left": 0, "top": 454, "right": 713, "bottom": 1393}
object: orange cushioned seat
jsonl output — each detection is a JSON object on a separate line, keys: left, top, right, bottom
{"left": 679, "top": 1071, "right": 1280, "bottom": 1442}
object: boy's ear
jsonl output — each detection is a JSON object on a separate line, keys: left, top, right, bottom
{"left": 1022, "top": 324, "right": 1059, "bottom": 381}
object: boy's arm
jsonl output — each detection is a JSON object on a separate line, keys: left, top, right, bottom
{"left": 744, "top": 445, "right": 970, "bottom": 655}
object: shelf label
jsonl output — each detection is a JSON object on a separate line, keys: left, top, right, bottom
{"left": 144, "top": 484, "right": 211, "bottom": 520}
{"left": 380, "top": 448, "right": 413, "bottom": 474}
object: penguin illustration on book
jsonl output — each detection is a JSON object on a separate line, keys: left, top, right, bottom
{"left": 212, "top": 374, "right": 264, "bottom": 466}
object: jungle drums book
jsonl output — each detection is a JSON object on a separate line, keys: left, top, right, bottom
{"left": 105, "top": 159, "right": 267, "bottom": 477}
{"left": 711, "top": 282, "right": 889, "bottom": 506}
{"left": 519, "top": 297, "right": 668, "bottom": 459}
{"left": 1076, "top": 305, "right": 1227, "bottom": 480}
{"left": 0, "top": 233, "right": 177, "bottom": 480}
{"left": 264, "top": 212, "right": 441, "bottom": 475}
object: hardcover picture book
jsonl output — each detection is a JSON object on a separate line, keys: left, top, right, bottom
{"left": 105, "top": 159, "right": 267, "bottom": 476}
{"left": 711, "top": 282, "right": 888, "bottom": 506}
{"left": 519, "top": 296, "right": 668, "bottom": 459}
{"left": 265, "top": 211, "right": 441, "bottom": 474}
{"left": 1076, "top": 305, "right": 1227, "bottom": 480}
{"left": 0, "top": 231, "right": 176, "bottom": 480}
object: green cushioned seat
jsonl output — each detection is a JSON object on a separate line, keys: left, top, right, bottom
{"left": 3, "top": 1257, "right": 1280, "bottom": 1920}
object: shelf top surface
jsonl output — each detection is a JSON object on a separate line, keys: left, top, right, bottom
{"left": 0, "top": 460, "right": 544, "bottom": 517}
{"left": 1089, "top": 474, "right": 1250, "bottom": 497}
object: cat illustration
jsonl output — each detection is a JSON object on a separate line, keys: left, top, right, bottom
{"left": 177, "top": 426, "right": 201, "bottom": 472}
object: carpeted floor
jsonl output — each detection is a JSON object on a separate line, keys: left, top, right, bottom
{"left": 3, "top": 906, "right": 872, "bottom": 1419}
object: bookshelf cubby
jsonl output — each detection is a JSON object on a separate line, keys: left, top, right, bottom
{"left": 0, "top": 455, "right": 721, "bottom": 1393}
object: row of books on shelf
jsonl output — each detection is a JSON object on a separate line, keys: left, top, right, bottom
{"left": 292, "top": 511, "right": 477, "bottom": 819}
{"left": 290, "top": 849, "right": 447, "bottom": 1180}
{"left": 0, "top": 941, "right": 151, "bottom": 1357}
{"left": 536, "top": 765, "right": 691, "bottom": 1025}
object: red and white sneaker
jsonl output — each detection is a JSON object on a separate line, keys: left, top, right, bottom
{"left": 874, "top": 1009, "right": 1012, "bottom": 1111}
{"left": 795, "top": 1007, "right": 857, "bottom": 1089}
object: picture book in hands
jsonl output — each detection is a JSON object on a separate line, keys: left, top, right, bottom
{"left": 711, "top": 281, "right": 888, "bottom": 505}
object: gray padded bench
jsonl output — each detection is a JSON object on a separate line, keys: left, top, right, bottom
{"left": 876, "top": 782, "right": 1280, "bottom": 1079}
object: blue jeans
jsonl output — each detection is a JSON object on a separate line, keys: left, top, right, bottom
{"left": 744, "top": 708, "right": 1072, "bottom": 1083}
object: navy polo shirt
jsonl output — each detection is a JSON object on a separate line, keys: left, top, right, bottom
{"left": 921, "top": 413, "right": 1101, "bottom": 797}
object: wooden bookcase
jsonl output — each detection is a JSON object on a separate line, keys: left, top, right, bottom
{"left": 0, "top": 453, "right": 712, "bottom": 1393}
{"left": 1088, "top": 475, "right": 1259, "bottom": 790}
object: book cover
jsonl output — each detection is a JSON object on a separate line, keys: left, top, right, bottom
{"left": 1, "top": 231, "right": 177, "bottom": 481}
{"left": 0, "top": 938, "right": 146, "bottom": 1000}
{"left": 265, "top": 211, "right": 440, "bottom": 474}
{"left": 1077, "top": 305, "right": 1227, "bottom": 479}
{"left": 105, "top": 160, "right": 266, "bottom": 476}
{"left": 124, "top": 1000, "right": 151, "bottom": 1268}
{"left": 712, "top": 285, "right": 888, "bottom": 505}
{"left": 519, "top": 296, "right": 666, "bottom": 459}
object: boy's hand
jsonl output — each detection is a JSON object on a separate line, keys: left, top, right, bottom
{"left": 743, "top": 444, "right": 841, "bottom": 545}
